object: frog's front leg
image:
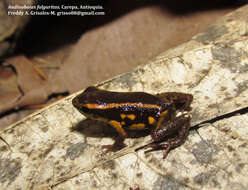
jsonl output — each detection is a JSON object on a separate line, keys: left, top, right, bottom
{"left": 102, "top": 120, "right": 127, "bottom": 152}
{"left": 147, "top": 113, "right": 191, "bottom": 159}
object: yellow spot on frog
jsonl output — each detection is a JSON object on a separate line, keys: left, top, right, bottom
{"left": 109, "top": 120, "right": 126, "bottom": 137}
{"left": 127, "top": 114, "right": 136, "bottom": 120}
{"left": 120, "top": 113, "right": 126, "bottom": 119}
{"left": 129, "top": 123, "right": 145, "bottom": 130}
{"left": 96, "top": 117, "right": 108, "bottom": 122}
{"left": 120, "top": 114, "right": 136, "bottom": 120}
{"left": 148, "top": 116, "right": 156, "bottom": 125}
{"left": 160, "top": 110, "right": 168, "bottom": 117}
{"left": 155, "top": 110, "right": 169, "bottom": 131}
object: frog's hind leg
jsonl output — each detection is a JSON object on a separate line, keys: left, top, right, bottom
{"left": 143, "top": 113, "right": 191, "bottom": 159}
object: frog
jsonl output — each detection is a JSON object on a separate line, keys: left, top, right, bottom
{"left": 72, "top": 86, "right": 193, "bottom": 158}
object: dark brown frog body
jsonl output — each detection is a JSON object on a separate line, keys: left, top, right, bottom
{"left": 72, "top": 86, "right": 193, "bottom": 158}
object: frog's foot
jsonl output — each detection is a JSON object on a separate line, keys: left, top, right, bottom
{"left": 138, "top": 140, "right": 168, "bottom": 158}
{"left": 150, "top": 114, "right": 191, "bottom": 158}
{"left": 101, "top": 136, "right": 126, "bottom": 154}
{"left": 150, "top": 139, "right": 177, "bottom": 159}
{"left": 140, "top": 139, "right": 174, "bottom": 159}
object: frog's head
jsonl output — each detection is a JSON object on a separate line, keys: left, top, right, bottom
{"left": 72, "top": 86, "right": 101, "bottom": 115}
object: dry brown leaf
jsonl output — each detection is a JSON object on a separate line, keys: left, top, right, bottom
{"left": 0, "top": 56, "right": 47, "bottom": 113}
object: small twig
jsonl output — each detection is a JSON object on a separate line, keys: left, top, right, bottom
{"left": 0, "top": 135, "right": 11, "bottom": 151}
{"left": 191, "top": 106, "right": 248, "bottom": 131}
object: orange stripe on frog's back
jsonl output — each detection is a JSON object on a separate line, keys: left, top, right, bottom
{"left": 80, "top": 103, "right": 161, "bottom": 110}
